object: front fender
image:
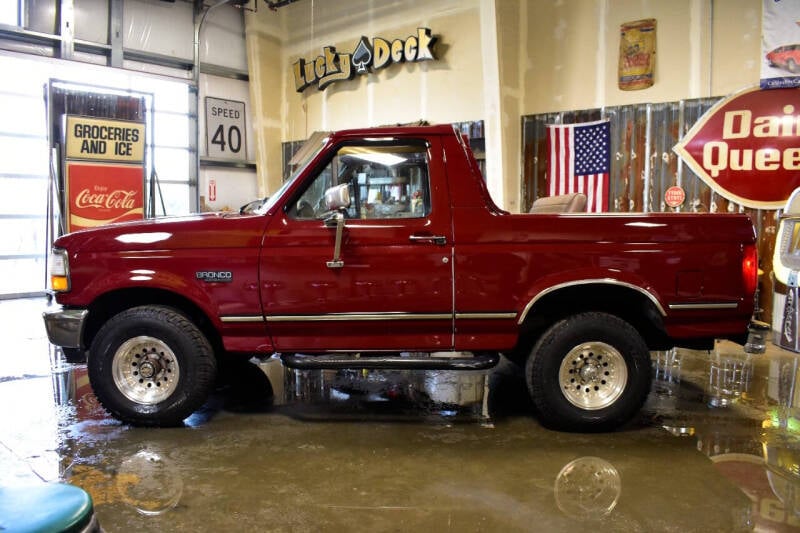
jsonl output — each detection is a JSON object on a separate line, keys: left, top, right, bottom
{"left": 76, "top": 268, "right": 220, "bottom": 323}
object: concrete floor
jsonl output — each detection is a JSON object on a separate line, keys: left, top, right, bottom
{"left": 2, "top": 298, "right": 800, "bottom": 532}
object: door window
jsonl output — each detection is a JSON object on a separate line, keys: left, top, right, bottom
{"left": 288, "top": 143, "right": 431, "bottom": 220}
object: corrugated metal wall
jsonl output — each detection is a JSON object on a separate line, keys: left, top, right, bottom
{"left": 522, "top": 97, "right": 778, "bottom": 324}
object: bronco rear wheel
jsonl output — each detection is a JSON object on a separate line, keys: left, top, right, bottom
{"left": 88, "top": 306, "right": 217, "bottom": 427}
{"left": 526, "top": 312, "right": 651, "bottom": 432}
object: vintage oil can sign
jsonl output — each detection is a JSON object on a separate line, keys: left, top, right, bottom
{"left": 673, "top": 86, "right": 800, "bottom": 209}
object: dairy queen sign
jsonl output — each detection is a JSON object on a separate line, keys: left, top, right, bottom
{"left": 674, "top": 86, "right": 800, "bottom": 209}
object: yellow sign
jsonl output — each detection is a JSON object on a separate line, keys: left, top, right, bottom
{"left": 618, "top": 19, "right": 656, "bottom": 91}
{"left": 66, "top": 116, "right": 145, "bottom": 163}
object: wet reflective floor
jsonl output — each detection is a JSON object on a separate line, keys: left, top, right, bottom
{"left": 3, "top": 298, "right": 800, "bottom": 532}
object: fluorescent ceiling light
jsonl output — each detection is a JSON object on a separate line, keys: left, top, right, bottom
{"left": 351, "top": 153, "right": 406, "bottom": 167}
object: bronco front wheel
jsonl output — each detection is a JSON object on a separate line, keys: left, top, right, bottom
{"left": 526, "top": 312, "right": 651, "bottom": 432}
{"left": 88, "top": 306, "right": 217, "bottom": 427}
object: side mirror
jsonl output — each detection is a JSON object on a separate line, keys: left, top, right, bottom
{"left": 324, "top": 183, "right": 351, "bottom": 211}
{"left": 322, "top": 184, "right": 350, "bottom": 269}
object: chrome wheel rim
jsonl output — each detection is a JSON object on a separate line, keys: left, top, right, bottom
{"left": 559, "top": 342, "right": 627, "bottom": 410}
{"left": 112, "top": 336, "right": 180, "bottom": 404}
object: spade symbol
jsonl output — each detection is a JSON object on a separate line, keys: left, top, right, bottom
{"left": 352, "top": 37, "right": 372, "bottom": 74}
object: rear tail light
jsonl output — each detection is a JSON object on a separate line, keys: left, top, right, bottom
{"left": 742, "top": 243, "right": 758, "bottom": 298}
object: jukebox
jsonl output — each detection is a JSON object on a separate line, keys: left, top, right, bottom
{"left": 774, "top": 188, "right": 800, "bottom": 352}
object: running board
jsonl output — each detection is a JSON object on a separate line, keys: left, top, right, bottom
{"left": 281, "top": 353, "right": 500, "bottom": 371}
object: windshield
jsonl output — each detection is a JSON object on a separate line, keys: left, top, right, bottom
{"left": 255, "top": 132, "right": 330, "bottom": 215}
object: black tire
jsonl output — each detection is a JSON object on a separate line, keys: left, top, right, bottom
{"left": 88, "top": 306, "right": 217, "bottom": 427}
{"left": 525, "top": 312, "right": 651, "bottom": 432}
{"left": 788, "top": 58, "right": 799, "bottom": 74}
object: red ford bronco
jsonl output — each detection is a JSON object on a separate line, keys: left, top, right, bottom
{"left": 44, "top": 124, "right": 765, "bottom": 431}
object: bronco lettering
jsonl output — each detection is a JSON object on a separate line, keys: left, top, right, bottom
{"left": 196, "top": 271, "right": 233, "bottom": 282}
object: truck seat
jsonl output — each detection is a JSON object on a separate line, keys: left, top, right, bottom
{"left": 529, "top": 193, "right": 587, "bottom": 213}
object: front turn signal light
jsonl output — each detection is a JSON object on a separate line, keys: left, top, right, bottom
{"left": 50, "top": 275, "right": 70, "bottom": 292}
{"left": 49, "top": 248, "right": 70, "bottom": 292}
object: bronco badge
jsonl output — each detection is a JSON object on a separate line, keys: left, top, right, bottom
{"left": 196, "top": 271, "right": 233, "bottom": 283}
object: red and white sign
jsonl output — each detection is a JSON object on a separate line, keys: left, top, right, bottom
{"left": 63, "top": 115, "right": 145, "bottom": 233}
{"left": 673, "top": 86, "right": 800, "bottom": 209}
{"left": 208, "top": 178, "right": 217, "bottom": 202}
{"left": 66, "top": 162, "right": 144, "bottom": 232}
{"left": 664, "top": 186, "right": 686, "bottom": 208}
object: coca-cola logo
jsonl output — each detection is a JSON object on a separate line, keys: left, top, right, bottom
{"left": 673, "top": 86, "right": 800, "bottom": 209}
{"left": 75, "top": 188, "right": 138, "bottom": 210}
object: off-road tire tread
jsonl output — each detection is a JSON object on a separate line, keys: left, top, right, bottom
{"left": 525, "top": 312, "right": 651, "bottom": 432}
{"left": 88, "top": 305, "right": 217, "bottom": 427}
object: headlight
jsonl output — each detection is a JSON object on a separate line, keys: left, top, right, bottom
{"left": 50, "top": 248, "right": 70, "bottom": 292}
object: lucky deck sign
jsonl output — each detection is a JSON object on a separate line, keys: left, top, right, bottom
{"left": 64, "top": 116, "right": 145, "bottom": 232}
{"left": 673, "top": 86, "right": 800, "bottom": 209}
{"left": 293, "top": 28, "right": 437, "bottom": 92}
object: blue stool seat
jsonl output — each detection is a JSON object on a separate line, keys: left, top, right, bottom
{"left": 0, "top": 483, "right": 97, "bottom": 533}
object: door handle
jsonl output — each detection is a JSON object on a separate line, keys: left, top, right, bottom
{"left": 409, "top": 234, "right": 447, "bottom": 245}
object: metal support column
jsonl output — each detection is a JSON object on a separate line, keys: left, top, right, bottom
{"left": 58, "top": 0, "right": 74, "bottom": 60}
{"left": 109, "top": 0, "right": 123, "bottom": 67}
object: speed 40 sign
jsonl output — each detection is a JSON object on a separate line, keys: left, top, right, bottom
{"left": 205, "top": 97, "right": 247, "bottom": 160}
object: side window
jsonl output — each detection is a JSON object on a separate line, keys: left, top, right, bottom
{"left": 288, "top": 143, "right": 431, "bottom": 220}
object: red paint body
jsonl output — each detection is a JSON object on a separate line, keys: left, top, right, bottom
{"left": 53, "top": 125, "right": 758, "bottom": 357}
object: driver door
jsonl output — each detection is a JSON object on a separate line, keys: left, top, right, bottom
{"left": 260, "top": 137, "right": 454, "bottom": 352}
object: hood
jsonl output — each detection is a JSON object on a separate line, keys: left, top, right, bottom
{"left": 54, "top": 211, "right": 271, "bottom": 253}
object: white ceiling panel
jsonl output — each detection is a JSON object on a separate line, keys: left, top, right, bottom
{"left": 123, "top": 0, "right": 194, "bottom": 60}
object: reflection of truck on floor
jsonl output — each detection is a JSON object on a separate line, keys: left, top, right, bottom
{"left": 43, "top": 124, "right": 765, "bottom": 431}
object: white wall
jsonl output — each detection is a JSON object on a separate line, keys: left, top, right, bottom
{"left": 281, "top": 0, "right": 484, "bottom": 136}
{"left": 123, "top": 0, "right": 194, "bottom": 62}
{"left": 246, "top": 0, "right": 494, "bottom": 198}
{"left": 1, "top": 0, "right": 257, "bottom": 214}
{"left": 197, "top": 3, "right": 258, "bottom": 212}
{"left": 495, "top": 0, "right": 763, "bottom": 211}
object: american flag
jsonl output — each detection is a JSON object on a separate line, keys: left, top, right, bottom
{"left": 546, "top": 120, "right": 611, "bottom": 212}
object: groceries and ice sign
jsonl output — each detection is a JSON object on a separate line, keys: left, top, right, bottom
{"left": 66, "top": 116, "right": 145, "bottom": 163}
{"left": 64, "top": 115, "right": 145, "bottom": 232}
{"left": 673, "top": 86, "right": 800, "bottom": 209}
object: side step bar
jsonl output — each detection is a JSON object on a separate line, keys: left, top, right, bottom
{"left": 281, "top": 353, "right": 500, "bottom": 371}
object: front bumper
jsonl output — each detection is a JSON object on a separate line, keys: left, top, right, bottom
{"left": 43, "top": 306, "right": 88, "bottom": 349}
